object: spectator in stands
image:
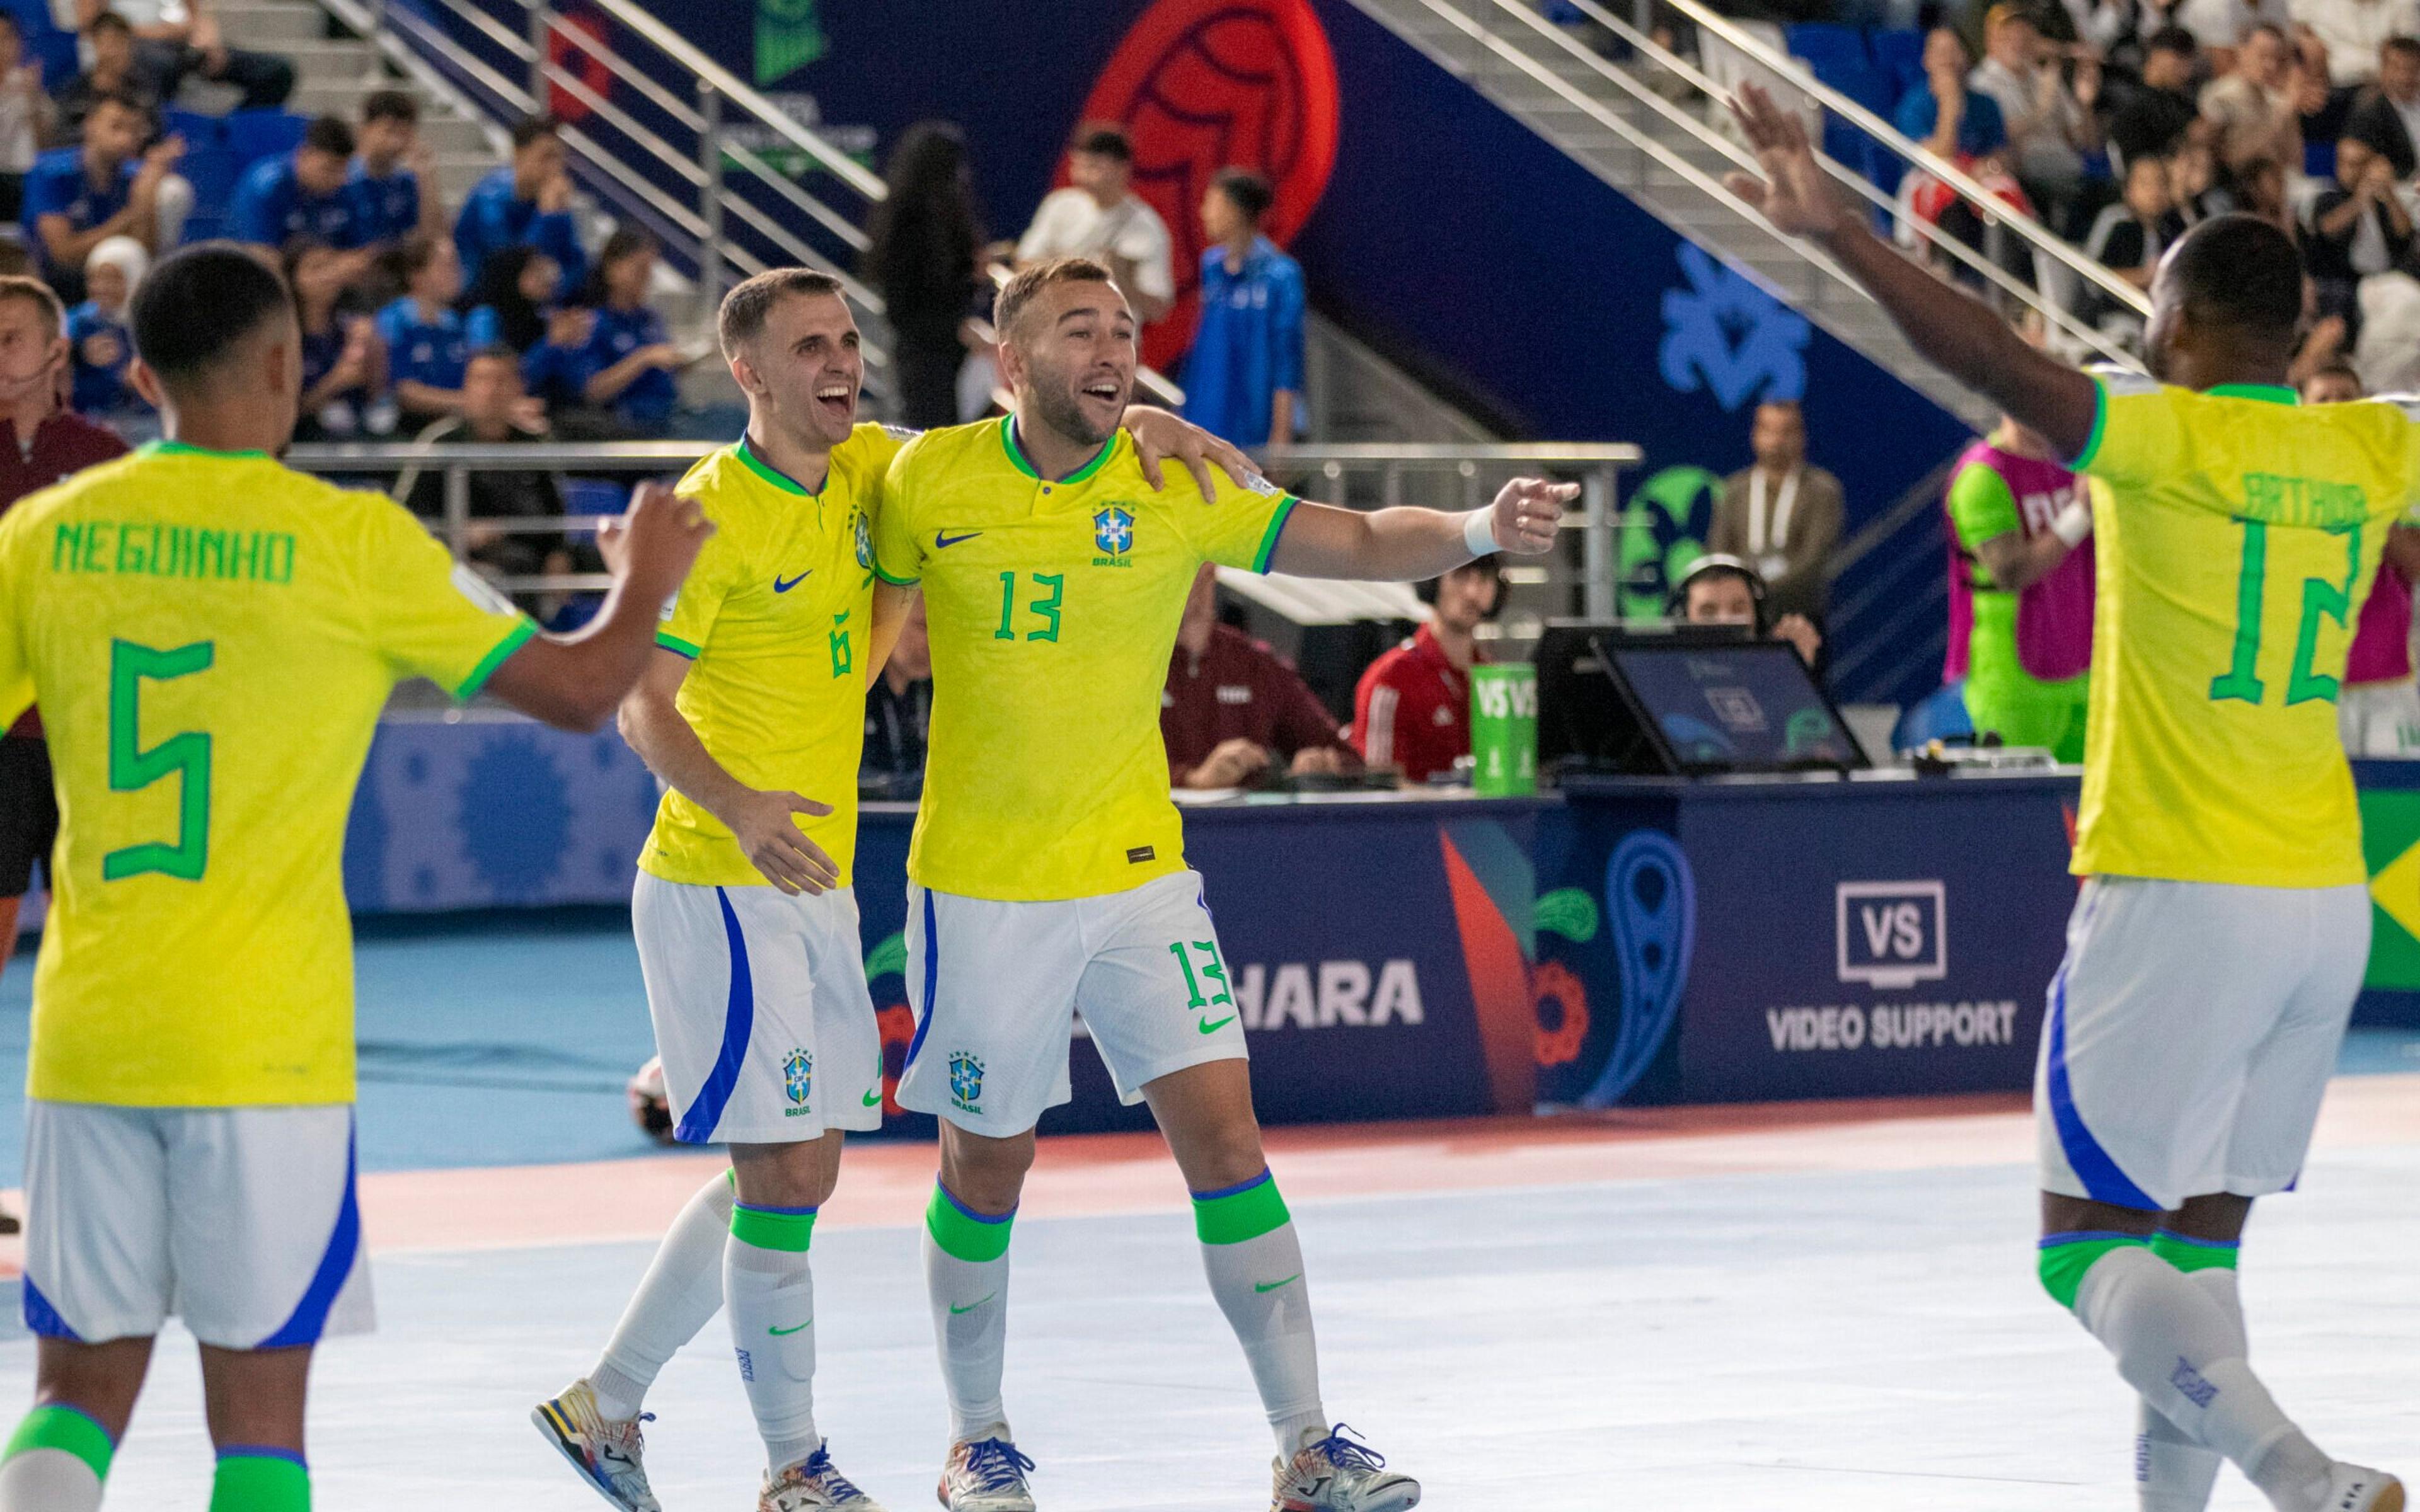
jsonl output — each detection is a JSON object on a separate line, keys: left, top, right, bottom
{"left": 2345, "top": 34, "right": 2420, "bottom": 176}
{"left": 2160, "top": 137, "right": 2237, "bottom": 234}
{"left": 1017, "top": 122, "right": 1174, "bottom": 324}
{"left": 352, "top": 89, "right": 440, "bottom": 247}
{"left": 231, "top": 116, "right": 371, "bottom": 263}
{"left": 66, "top": 234, "right": 142, "bottom": 423}
{"left": 1352, "top": 558, "right": 1501, "bottom": 783}
{"left": 1165, "top": 563, "right": 1354, "bottom": 789}
{"left": 77, "top": 0, "right": 294, "bottom": 112}
{"left": 1181, "top": 167, "right": 1305, "bottom": 450}
{"left": 2085, "top": 152, "right": 2174, "bottom": 337}
{"left": 0, "top": 273, "right": 125, "bottom": 1000}
{"left": 0, "top": 14, "right": 52, "bottom": 221}
{"left": 1674, "top": 554, "right": 1825, "bottom": 664}
{"left": 454, "top": 115, "right": 585, "bottom": 299}
{"left": 287, "top": 238, "right": 390, "bottom": 441}
{"left": 1968, "top": 4, "right": 2105, "bottom": 234}
{"left": 862, "top": 593, "right": 932, "bottom": 798}
{"left": 54, "top": 13, "right": 156, "bottom": 146}
{"left": 402, "top": 347, "right": 576, "bottom": 612}
{"left": 1942, "top": 416, "right": 2095, "bottom": 761}
{"left": 1896, "top": 27, "right": 2017, "bottom": 267}
{"left": 521, "top": 287, "right": 605, "bottom": 432}
{"left": 579, "top": 226, "right": 680, "bottom": 435}
{"left": 21, "top": 92, "right": 187, "bottom": 301}
{"left": 463, "top": 242, "right": 557, "bottom": 352}
{"left": 377, "top": 230, "right": 472, "bottom": 428}
{"left": 2110, "top": 28, "right": 2206, "bottom": 166}
{"left": 2298, "top": 362, "right": 2420, "bottom": 752}
{"left": 2201, "top": 21, "right": 2306, "bottom": 168}
{"left": 1707, "top": 399, "right": 1841, "bottom": 628}
{"left": 861, "top": 119, "right": 984, "bottom": 430}
{"left": 2305, "top": 134, "right": 2415, "bottom": 327}
{"left": 2291, "top": 0, "right": 2420, "bottom": 84}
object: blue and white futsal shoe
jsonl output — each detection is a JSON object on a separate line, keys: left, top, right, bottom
{"left": 936, "top": 1427, "right": 1037, "bottom": 1511}
{"left": 1272, "top": 1424, "right": 1420, "bottom": 1512}
{"left": 532, "top": 1378, "right": 660, "bottom": 1512}
{"left": 762, "top": 1443, "right": 887, "bottom": 1509}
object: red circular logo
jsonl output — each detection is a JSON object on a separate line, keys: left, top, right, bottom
{"left": 1071, "top": 0, "right": 1342, "bottom": 370}
{"left": 544, "top": 7, "right": 615, "bottom": 125}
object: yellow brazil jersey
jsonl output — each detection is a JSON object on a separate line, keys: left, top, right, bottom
{"left": 0, "top": 442, "right": 535, "bottom": 1106}
{"left": 2071, "top": 372, "right": 2420, "bottom": 887}
{"left": 873, "top": 416, "right": 1296, "bottom": 901}
{"left": 638, "top": 426, "right": 908, "bottom": 888}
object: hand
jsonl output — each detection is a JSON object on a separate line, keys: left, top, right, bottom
{"left": 405, "top": 137, "right": 436, "bottom": 181}
{"left": 1487, "top": 476, "right": 1577, "bottom": 556}
{"left": 509, "top": 394, "right": 547, "bottom": 432}
{"left": 548, "top": 307, "right": 594, "bottom": 347}
{"left": 1126, "top": 404, "right": 1257, "bottom": 500}
{"left": 722, "top": 785, "right": 841, "bottom": 895}
{"left": 1189, "top": 737, "right": 1271, "bottom": 789}
{"left": 2073, "top": 54, "right": 2101, "bottom": 110}
{"left": 537, "top": 172, "right": 573, "bottom": 214}
{"left": 2303, "top": 313, "right": 2348, "bottom": 361}
{"left": 80, "top": 332, "right": 120, "bottom": 368}
{"left": 1726, "top": 84, "right": 1848, "bottom": 239}
{"left": 604, "top": 478, "right": 713, "bottom": 610}
{"left": 1775, "top": 613, "right": 1823, "bottom": 664}
{"left": 1289, "top": 745, "right": 1348, "bottom": 777}
{"left": 643, "top": 343, "right": 684, "bottom": 370}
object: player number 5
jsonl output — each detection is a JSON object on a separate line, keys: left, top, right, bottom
{"left": 105, "top": 638, "right": 214, "bottom": 883}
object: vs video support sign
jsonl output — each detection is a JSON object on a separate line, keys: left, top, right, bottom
{"left": 1837, "top": 881, "right": 1946, "bottom": 990}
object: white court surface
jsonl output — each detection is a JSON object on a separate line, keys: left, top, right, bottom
{"left": 3, "top": 1081, "right": 2414, "bottom": 1511}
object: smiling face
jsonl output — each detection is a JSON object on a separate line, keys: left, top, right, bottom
{"left": 730, "top": 288, "right": 862, "bottom": 451}
{"left": 1000, "top": 274, "right": 1135, "bottom": 449}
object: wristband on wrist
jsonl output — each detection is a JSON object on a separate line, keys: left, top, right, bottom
{"left": 2051, "top": 500, "right": 2093, "bottom": 547}
{"left": 1463, "top": 508, "right": 1499, "bottom": 558}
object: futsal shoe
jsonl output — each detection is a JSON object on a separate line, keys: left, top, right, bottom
{"left": 763, "top": 1443, "right": 887, "bottom": 1509}
{"left": 935, "top": 1428, "right": 1037, "bottom": 1511}
{"left": 532, "top": 1378, "right": 662, "bottom": 1512}
{"left": 2322, "top": 1465, "right": 2405, "bottom": 1512}
{"left": 1271, "top": 1424, "right": 1420, "bottom": 1512}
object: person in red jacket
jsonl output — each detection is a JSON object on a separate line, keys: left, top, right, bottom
{"left": 1163, "top": 563, "right": 1356, "bottom": 788}
{"left": 1351, "top": 555, "right": 1501, "bottom": 782}
{"left": 0, "top": 275, "right": 126, "bottom": 980}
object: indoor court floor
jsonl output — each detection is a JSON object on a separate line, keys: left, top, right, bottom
{"left": 0, "top": 920, "right": 2409, "bottom": 1511}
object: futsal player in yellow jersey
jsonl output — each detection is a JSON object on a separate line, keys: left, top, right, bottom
{"left": 527, "top": 268, "right": 1258, "bottom": 1512}
{"left": 871, "top": 258, "right": 1572, "bottom": 1512}
{"left": 1731, "top": 87, "right": 2406, "bottom": 1512}
{"left": 0, "top": 245, "right": 712, "bottom": 1512}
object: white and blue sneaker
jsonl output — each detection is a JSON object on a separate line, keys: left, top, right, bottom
{"left": 763, "top": 1442, "right": 887, "bottom": 1509}
{"left": 936, "top": 1426, "right": 1037, "bottom": 1511}
{"left": 532, "top": 1378, "right": 660, "bottom": 1512}
{"left": 1272, "top": 1424, "right": 1419, "bottom": 1512}
{"left": 2322, "top": 1464, "right": 2404, "bottom": 1512}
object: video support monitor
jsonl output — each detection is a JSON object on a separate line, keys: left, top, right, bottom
{"left": 1606, "top": 640, "right": 1868, "bottom": 774}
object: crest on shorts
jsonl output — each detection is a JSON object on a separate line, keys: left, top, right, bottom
{"left": 948, "top": 1051, "right": 985, "bottom": 1112}
{"left": 783, "top": 1048, "right": 813, "bottom": 1108}
{"left": 852, "top": 508, "right": 872, "bottom": 570}
{"left": 1093, "top": 505, "right": 1134, "bottom": 559}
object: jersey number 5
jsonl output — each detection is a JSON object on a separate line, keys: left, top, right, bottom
{"left": 105, "top": 638, "right": 213, "bottom": 882}
{"left": 2209, "top": 518, "right": 2362, "bottom": 709}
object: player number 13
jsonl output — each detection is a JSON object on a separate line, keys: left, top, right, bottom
{"left": 2208, "top": 518, "right": 2361, "bottom": 709}
{"left": 993, "top": 571, "right": 1063, "bottom": 643}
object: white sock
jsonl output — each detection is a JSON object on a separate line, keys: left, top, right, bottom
{"left": 2137, "top": 1266, "right": 2243, "bottom": 1512}
{"left": 725, "top": 1202, "right": 822, "bottom": 1475}
{"left": 2076, "top": 1247, "right": 2332, "bottom": 1512}
{"left": 0, "top": 1447, "right": 103, "bottom": 1512}
{"left": 592, "top": 1171, "right": 736, "bottom": 1421}
{"left": 1193, "top": 1172, "right": 1327, "bottom": 1451}
{"left": 924, "top": 1181, "right": 1014, "bottom": 1444}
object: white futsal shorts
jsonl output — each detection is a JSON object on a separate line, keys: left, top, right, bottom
{"left": 632, "top": 873, "right": 884, "bottom": 1146}
{"left": 2339, "top": 679, "right": 2420, "bottom": 756}
{"left": 2036, "top": 876, "right": 2370, "bottom": 1212}
{"left": 22, "top": 1101, "right": 372, "bottom": 1350}
{"left": 897, "top": 869, "right": 1250, "bottom": 1136}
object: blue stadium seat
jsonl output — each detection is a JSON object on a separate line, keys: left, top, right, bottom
{"left": 559, "top": 478, "right": 628, "bottom": 517}
{"left": 1872, "top": 28, "right": 1927, "bottom": 96}
{"left": 1787, "top": 23, "right": 1872, "bottom": 83}
{"left": 224, "top": 108, "right": 307, "bottom": 172}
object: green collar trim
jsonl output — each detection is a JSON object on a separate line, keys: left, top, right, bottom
{"left": 146, "top": 439, "right": 270, "bottom": 460}
{"left": 1001, "top": 415, "right": 1115, "bottom": 484}
{"left": 735, "top": 435, "right": 822, "bottom": 496}
{"left": 2206, "top": 383, "right": 2299, "bottom": 406}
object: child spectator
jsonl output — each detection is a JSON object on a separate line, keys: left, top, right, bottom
{"left": 463, "top": 242, "right": 559, "bottom": 353}
{"left": 521, "top": 290, "right": 605, "bottom": 433}
{"left": 2305, "top": 135, "right": 2416, "bottom": 329}
{"left": 65, "top": 235, "right": 141, "bottom": 422}
{"left": 352, "top": 89, "right": 440, "bottom": 247}
{"left": 2084, "top": 152, "right": 2173, "bottom": 341}
{"left": 579, "top": 226, "right": 680, "bottom": 434}
{"left": 453, "top": 114, "right": 585, "bottom": 296}
{"left": 54, "top": 13, "right": 158, "bottom": 146}
{"left": 376, "top": 231, "right": 471, "bottom": 427}
{"left": 289, "top": 239, "right": 391, "bottom": 441}
{"left": 1182, "top": 166, "right": 1305, "bottom": 449}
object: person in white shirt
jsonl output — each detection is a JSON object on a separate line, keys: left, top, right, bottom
{"left": 1968, "top": 3, "right": 2104, "bottom": 231}
{"left": 0, "top": 13, "right": 51, "bottom": 221}
{"left": 2290, "top": 0, "right": 2420, "bottom": 84}
{"left": 2201, "top": 22, "right": 2307, "bottom": 169}
{"left": 1015, "top": 122, "right": 1174, "bottom": 323}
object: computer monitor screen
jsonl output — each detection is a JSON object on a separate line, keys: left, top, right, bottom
{"left": 1606, "top": 641, "right": 1867, "bottom": 773}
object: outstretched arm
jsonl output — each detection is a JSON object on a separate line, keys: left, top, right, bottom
{"left": 1725, "top": 84, "right": 2101, "bottom": 461}
{"left": 1267, "top": 477, "right": 1573, "bottom": 579}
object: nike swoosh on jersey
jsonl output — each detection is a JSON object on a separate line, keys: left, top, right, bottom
{"left": 861, "top": 1087, "right": 882, "bottom": 1107}
{"left": 1254, "top": 1274, "right": 1302, "bottom": 1294}
{"left": 1197, "top": 1015, "right": 1236, "bottom": 1034}
{"left": 935, "top": 530, "right": 984, "bottom": 549}
{"left": 949, "top": 1293, "right": 996, "bottom": 1315}
{"left": 773, "top": 571, "right": 812, "bottom": 593}
{"left": 768, "top": 1320, "right": 812, "bottom": 1336}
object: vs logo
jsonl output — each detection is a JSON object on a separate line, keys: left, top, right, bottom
{"left": 1836, "top": 881, "right": 1947, "bottom": 990}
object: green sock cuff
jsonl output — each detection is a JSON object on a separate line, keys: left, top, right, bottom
{"left": 1193, "top": 1171, "right": 1291, "bottom": 1246}
{"left": 730, "top": 1203, "right": 818, "bottom": 1253}
{"left": 4, "top": 1405, "right": 113, "bottom": 1480}
{"left": 2152, "top": 1232, "right": 2241, "bottom": 1273}
{"left": 926, "top": 1182, "right": 1014, "bottom": 1263}
{"left": 2037, "top": 1232, "right": 2152, "bottom": 1310}
{"left": 210, "top": 1452, "right": 309, "bottom": 1512}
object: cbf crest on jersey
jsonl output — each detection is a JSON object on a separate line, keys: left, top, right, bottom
{"left": 783, "top": 1048, "right": 812, "bottom": 1109}
{"left": 948, "top": 1051, "right": 985, "bottom": 1113}
{"left": 852, "top": 508, "right": 872, "bottom": 572}
{"left": 1092, "top": 505, "right": 1135, "bottom": 566}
